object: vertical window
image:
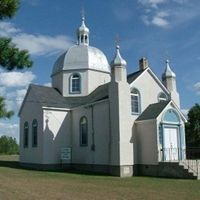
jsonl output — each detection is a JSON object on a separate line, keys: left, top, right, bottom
{"left": 80, "top": 117, "right": 88, "bottom": 146}
{"left": 131, "top": 88, "right": 140, "bottom": 114}
{"left": 24, "top": 122, "right": 29, "bottom": 148}
{"left": 32, "top": 119, "right": 38, "bottom": 147}
{"left": 81, "top": 35, "right": 84, "bottom": 43}
{"left": 85, "top": 35, "right": 88, "bottom": 43}
{"left": 70, "top": 74, "right": 81, "bottom": 93}
{"left": 158, "top": 92, "right": 168, "bottom": 102}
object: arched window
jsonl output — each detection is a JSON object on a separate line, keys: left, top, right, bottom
{"left": 158, "top": 92, "right": 168, "bottom": 102}
{"left": 32, "top": 119, "right": 38, "bottom": 147}
{"left": 131, "top": 88, "right": 141, "bottom": 114}
{"left": 81, "top": 35, "right": 84, "bottom": 43}
{"left": 85, "top": 35, "right": 88, "bottom": 43}
{"left": 163, "top": 109, "right": 180, "bottom": 123}
{"left": 80, "top": 117, "right": 88, "bottom": 146}
{"left": 70, "top": 73, "right": 81, "bottom": 93}
{"left": 24, "top": 122, "right": 29, "bottom": 148}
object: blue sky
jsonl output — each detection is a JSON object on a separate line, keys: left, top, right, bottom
{"left": 0, "top": 0, "right": 199, "bottom": 141}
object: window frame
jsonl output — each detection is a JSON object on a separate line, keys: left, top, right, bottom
{"left": 69, "top": 73, "right": 81, "bottom": 94}
{"left": 131, "top": 88, "right": 141, "bottom": 115}
{"left": 80, "top": 116, "right": 88, "bottom": 147}
{"left": 32, "top": 119, "right": 38, "bottom": 147}
{"left": 158, "top": 92, "right": 168, "bottom": 102}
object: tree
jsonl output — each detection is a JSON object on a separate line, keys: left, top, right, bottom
{"left": 0, "top": 0, "right": 33, "bottom": 118}
{"left": 0, "top": 97, "right": 14, "bottom": 118}
{"left": 0, "top": 135, "right": 19, "bottom": 154}
{"left": 0, "top": 0, "right": 19, "bottom": 20}
{"left": 185, "top": 103, "right": 200, "bottom": 147}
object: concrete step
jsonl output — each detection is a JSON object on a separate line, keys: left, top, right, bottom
{"left": 158, "top": 162, "right": 198, "bottom": 179}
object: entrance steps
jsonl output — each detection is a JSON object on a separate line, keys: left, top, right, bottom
{"left": 179, "top": 160, "right": 200, "bottom": 180}
{"left": 158, "top": 160, "right": 200, "bottom": 180}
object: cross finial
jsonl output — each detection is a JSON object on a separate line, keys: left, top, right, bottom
{"left": 165, "top": 50, "right": 170, "bottom": 62}
{"left": 81, "top": 7, "right": 85, "bottom": 21}
{"left": 115, "top": 34, "right": 120, "bottom": 49}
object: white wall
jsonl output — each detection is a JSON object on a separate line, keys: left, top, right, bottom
{"left": 130, "top": 70, "right": 169, "bottom": 113}
{"left": 42, "top": 109, "right": 71, "bottom": 164}
{"left": 109, "top": 77, "right": 134, "bottom": 166}
{"left": 19, "top": 91, "right": 43, "bottom": 164}
{"left": 135, "top": 120, "right": 158, "bottom": 165}
{"left": 88, "top": 70, "right": 110, "bottom": 93}
{"left": 52, "top": 69, "right": 110, "bottom": 97}
{"left": 71, "top": 101, "right": 110, "bottom": 165}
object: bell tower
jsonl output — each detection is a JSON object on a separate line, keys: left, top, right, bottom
{"left": 77, "top": 13, "right": 89, "bottom": 46}
{"left": 109, "top": 45, "right": 133, "bottom": 177}
{"left": 162, "top": 59, "right": 180, "bottom": 107}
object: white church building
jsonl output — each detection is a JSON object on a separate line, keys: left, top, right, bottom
{"left": 19, "top": 17, "right": 197, "bottom": 178}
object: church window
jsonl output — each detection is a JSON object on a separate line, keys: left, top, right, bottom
{"left": 85, "top": 35, "right": 87, "bottom": 43}
{"left": 81, "top": 35, "right": 84, "bottom": 43}
{"left": 80, "top": 116, "right": 88, "bottom": 146}
{"left": 163, "top": 109, "right": 180, "bottom": 123}
{"left": 32, "top": 119, "right": 38, "bottom": 147}
{"left": 158, "top": 92, "right": 168, "bottom": 102}
{"left": 24, "top": 122, "right": 29, "bottom": 148}
{"left": 70, "top": 73, "right": 81, "bottom": 93}
{"left": 131, "top": 88, "right": 140, "bottom": 114}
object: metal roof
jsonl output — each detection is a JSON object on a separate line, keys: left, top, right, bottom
{"left": 136, "top": 101, "right": 170, "bottom": 121}
{"left": 28, "top": 83, "right": 109, "bottom": 109}
{"left": 127, "top": 70, "right": 145, "bottom": 84}
{"left": 52, "top": 45, "right": 110, "bottom": 75}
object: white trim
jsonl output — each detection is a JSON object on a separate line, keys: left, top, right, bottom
{"left": 129, "top": 68, "right": 148, "bottom": 87}
{"left": 42, "top": 107, "right": 70, "bottom": 111}
{"left": 51, "top": 67, "right": 111, "bottom": 77}
{"left": 158, "top": 101, "right": 187, "bottom": 123}
{"left": 129, "top": 68, "right": 170, "bottom": 96}
{"left": 147, "top": 68, "right": 170, "bottom": 95}
{"left": 73, "top": 99, "right": 109, "bottom": 110}
{"left": 135, "top": 119, "right": 156, "bottom": 123}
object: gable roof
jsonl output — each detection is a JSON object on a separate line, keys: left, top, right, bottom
{"left": 19, "top": 83, "right": 109, "bottom": 115}
{"left": 30, "top": 84, "right": 69, "bottom": 108}
{"left": 62, "top": 83, "right": 109, "bottom": 108}
{"left": 127, "top": 67, "right": 170, "bottom": 95}
{"left": 136, "top": 101, "right": 170, "bottom": 121}
{"left": 127, "top": 69, "right": 145, "bottom": 84}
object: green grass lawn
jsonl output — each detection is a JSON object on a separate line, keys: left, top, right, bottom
{"left": 0, "top": 155, "right": 199, "bottom": 200}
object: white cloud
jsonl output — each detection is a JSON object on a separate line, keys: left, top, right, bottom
{"left": 0, "top": 22, "right": 73, "bottom": 56}
{"left": 194, "top": 82, "right": 200, "bottom": 95}
{"left": 0, "top": 87, "right": 6, "bottom": 96}
{"left": 16, "top": 89, "right": 27, "bottom": 106}
{"left": 138, "top": 0, "right": 200, "bottom": 28}
{"left": 138, "top": 0, "right": 167, "bottom": 8}
{"left": 152, "top": 11, "right": 169, "bottom": 28}
{"left": 0, "top": 22, "right": 20, "bottom": 36}
{"left": 43, "top": 82, "right": 52, "bottom": 87}
{"left": 0, "top": 71, "right": 36, "bottom": 87}
{"left": 0, "top": 122, "right": 19, "bottom": 143}
{"left": 13, "top": 34, "right": 72, "bottom": 56}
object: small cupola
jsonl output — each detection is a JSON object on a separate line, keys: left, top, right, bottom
{"left": 111, "top": 45, "right": 127, "bottom": 67}
{"left": 110, "top": 45, "right": 127, "bottom": 82}
{"left": 77, "top": 15, "right": 89, "bottom": 46}
{"left": 162, "top": 59, "right": 176, "bottom": 80}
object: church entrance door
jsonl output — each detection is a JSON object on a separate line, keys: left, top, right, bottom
{"left": 163, "top": 127, "right": 179, "bottom": 161}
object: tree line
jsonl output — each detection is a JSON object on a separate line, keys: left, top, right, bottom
{"left": 0, "top": 135, "right": 19, "bottom": 154}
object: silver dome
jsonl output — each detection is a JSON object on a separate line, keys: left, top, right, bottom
{"left": 52, "top": 45, "right": 110, "bottom": 75}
